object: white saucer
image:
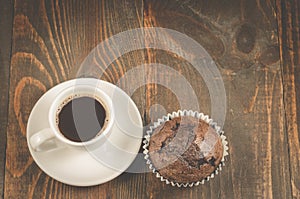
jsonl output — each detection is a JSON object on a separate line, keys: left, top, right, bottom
{"left": 26, "top": 78, "right": 143, "bottom": 186}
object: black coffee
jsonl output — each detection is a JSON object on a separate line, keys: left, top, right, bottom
{"left": 57, "top": 96, "right": 107, "bottom": 142}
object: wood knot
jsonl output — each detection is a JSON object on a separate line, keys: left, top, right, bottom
{"left": 236, "top": 23, "right": 257, "bottom": 54}
{"left": 258, "top": 46, "right": 280, "bottom": 65}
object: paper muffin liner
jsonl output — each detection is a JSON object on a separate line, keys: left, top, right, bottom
{"left": 143, "top": 110, "right": 229, "bottom": 188}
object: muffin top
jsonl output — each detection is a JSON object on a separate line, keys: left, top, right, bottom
{"left": 148, "top": 116, "right": 223, "bottom": 183}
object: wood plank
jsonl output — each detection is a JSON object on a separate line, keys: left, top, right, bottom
{"left": 5, "top": 0, "right": 146, "bottom": 198}
{"left": 276, "top": 0, "right": 300, "bottom": 198}
{"left": 0, "top": 0, "right": 14, "bottom": 197}
{"left": 4, "top": 0, "right": 296, "bottom": 198}
{"left": 143, "top": 0, "right": 291, "bottom": 198}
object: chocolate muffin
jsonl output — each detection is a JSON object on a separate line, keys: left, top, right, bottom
{"left": 148, "top": 116, "right": 223, "bottom": 184}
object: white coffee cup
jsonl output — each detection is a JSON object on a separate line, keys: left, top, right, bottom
{"left": 29, "top": 84, "right": 115, "bottom": 152}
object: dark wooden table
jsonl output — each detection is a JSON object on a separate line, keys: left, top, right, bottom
{"left": 1, "top": 0, "right": 299, "bottom": 198}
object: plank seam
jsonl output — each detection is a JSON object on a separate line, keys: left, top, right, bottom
{"left": 2, "top": 0, "right": 15, "bottom": 198}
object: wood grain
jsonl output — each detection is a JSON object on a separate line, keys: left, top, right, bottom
{"left": 5, "top": 0, "right": 146, "bottom": 198}
{"left": 0, "top": 0, "right": 14, "bottom": 198}
{"left": 3, "top": 0, "right": 299, "bottom": 198}
{"left": 276, "top": 0, "right": 300, "bottom": 198}
{"left": 143, "top": 0, "right": 291, "bottom": 198}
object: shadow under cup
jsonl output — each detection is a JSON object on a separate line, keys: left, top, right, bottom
{"left": 49, "top": 85, "right": 114, "bottom": 148}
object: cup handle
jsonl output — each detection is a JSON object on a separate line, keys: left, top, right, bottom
{"left": 30, "top": 128, "right": 61, "bottom": 152}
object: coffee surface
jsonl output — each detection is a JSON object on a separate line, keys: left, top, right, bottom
{"left": 57, "top": 96, "right": 107, "bottom": 142}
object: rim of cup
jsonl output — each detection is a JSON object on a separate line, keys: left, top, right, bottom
{"left": 48, "top": 84, "right": 115, "bottom": 147}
